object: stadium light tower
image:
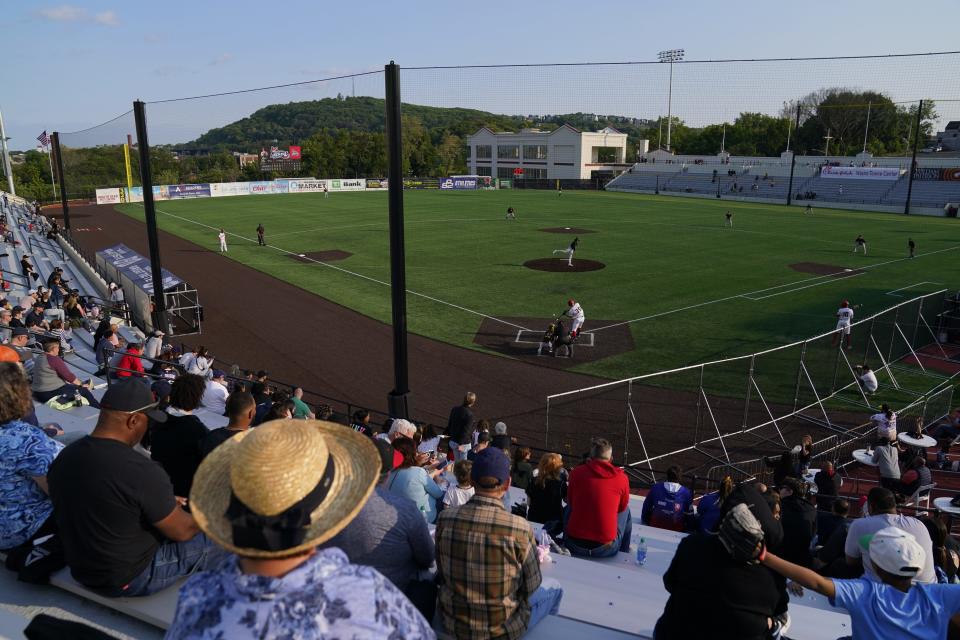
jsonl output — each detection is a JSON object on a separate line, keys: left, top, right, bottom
{"left": 658, "top": 49, "right": 684, "bottom": 152}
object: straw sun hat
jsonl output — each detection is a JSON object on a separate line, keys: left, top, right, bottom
{"left": 190, "top": 419, "right": 380, "bottom": 558}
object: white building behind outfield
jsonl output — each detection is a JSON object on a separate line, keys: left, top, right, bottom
{"left": 466, "top": 125, "right": 629, "bottom": 181}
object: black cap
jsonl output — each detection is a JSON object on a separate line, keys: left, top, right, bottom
{"left": 11, "top": 327, "right": 29, "bottom": 337}
{"left": 100, "top": 379, "right": 168, "bottom": 422}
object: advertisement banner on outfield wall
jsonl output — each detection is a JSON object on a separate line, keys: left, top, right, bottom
{"left": 210, "top": 182, "right": 251, "bottom": 197}
{"left": 366, "top": 179, "right": 387, "bottom": 190}
{"left": 288, "top": 179, "right": 328, "bottom": 193}
{"left": 328, "top": 179, "right": 366, "bottom": 191}
{"left": 248, "top": 181, "right": 289, "bottom": 195}
{"left": 95, "top": 188, "right": 123, "bottom": 205}
{"left": 168, "top": 184, "right": 212, "bottom": 199}
{"left": 403, "top": 178, "right": 438, "bottom": 189}
{"left": 944, "top": 168, "right": 960, "bottom": 181}
{"left": 913, "top": 167, "right": 944, "bottom": 181}
{"left": 126, "top": 186, "right": 167, "bottom": 203}
{"left": 819, "top": 166, "right": 902, "bottom": 180}
{"left": 439, "top": 177, "right": 478, "bottom": 190}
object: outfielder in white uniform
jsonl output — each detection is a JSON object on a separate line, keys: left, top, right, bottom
{"left": 553, "top": 237, "right": 579, "bottom": 267}
{"left": 832, "top": 300, "right": 855, "bottom": 348}
{"left": 565, "top": 299, "right": 585, "bottom": 336}
{"left": 218, "top": 229, "right": 228, "bottom": 253}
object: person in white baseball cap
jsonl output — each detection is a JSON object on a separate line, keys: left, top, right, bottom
{"left": 761, "top": 525, "right": 960, "bottom": 639}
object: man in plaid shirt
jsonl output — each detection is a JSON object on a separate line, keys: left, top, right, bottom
{"left": 435, "top": 447, "right": 563, "bottom": 639}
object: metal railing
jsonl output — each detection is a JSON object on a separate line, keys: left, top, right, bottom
{"left": 545, "top": 290, "right": 957, "bottom": 483}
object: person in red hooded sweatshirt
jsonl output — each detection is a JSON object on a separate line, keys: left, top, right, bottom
{"left": 563, "top": 438, "right": 631, "bottom": 558}
{"left": 116, "top": 342, "right": 146, "bottom": 378}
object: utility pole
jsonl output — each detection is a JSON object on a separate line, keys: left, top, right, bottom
{"left": 862, "top": 102, "right": 872, "bottom": 153}
{"left": 658, "top": 49, "right": 684, "bottom": 152}
{"left": 823, "top": 129, "right": 833, "bottom": 157}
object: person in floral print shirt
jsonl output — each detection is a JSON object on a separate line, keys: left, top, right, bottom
{"left": 166, "top": 418, "right": 435, "bottom": 640}
{"left": 0, "top": 359, "right": 63, "bottom": 550}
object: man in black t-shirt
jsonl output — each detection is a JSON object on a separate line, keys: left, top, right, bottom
{"left": 47, "top": 379, "right": 224, "bottom": 597}
{"left": 446, "top": 392, "right": 476, "bottom": 462}
{"left": 199, "top": 390, "right": 255, "bottom": 458}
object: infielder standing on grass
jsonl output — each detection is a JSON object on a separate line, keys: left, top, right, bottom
{"left": 832, "top": 299, "right": 857, "bottom": 349}
{"left": 854, "top": 234, "right": 867, "bottom": 255}
{"left": 553, "top": 237, "right": 579, "bottom": 267}
{"left": 565, "top": 298, "right": 585, "bottom": 336}
{"left": 256, "top": 223, "right": 265, "bottom": 246}
{"left": 724, "top": 211, "right": 733, "bottom": 228}
{"left": 908, "top": 238, "right": 916, "bottom": 258}
{"left": 218, "top": 228, "right": 228, "bottom": 253}
{"left": 505, "top": 206, "right": 517, "bottom": 221}
{"left": 323, "top": 185, "right": 329, "bottom": 199}
{"left": 805, "top": 204, "right": 813, "bottom": 215}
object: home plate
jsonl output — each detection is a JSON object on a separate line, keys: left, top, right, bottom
{"left": 844, "top": 269, "right": 852, "bottom": 272}
{"left": 298, "top": 254, "right": 306, "bottom": 257}
{"left": 564, "top": 227, "right": 571, "bottom": 230}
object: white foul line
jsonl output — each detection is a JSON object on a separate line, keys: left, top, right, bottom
{"left": 885, "top": 281, "right": 941, "bottom": 297}
{"left": 742, "top": 272, "right": 866, "bottom": 301}
{"left": 148, "top": 206, "right": 532, "bottom": 332}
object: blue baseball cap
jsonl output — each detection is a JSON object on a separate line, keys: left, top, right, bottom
{"left": 471, "top": 447, "right": 511, "bottom": 488}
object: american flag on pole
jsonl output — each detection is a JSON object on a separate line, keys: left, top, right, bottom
{"left": 36, "top": 131, "right": 50, "bottom": 147}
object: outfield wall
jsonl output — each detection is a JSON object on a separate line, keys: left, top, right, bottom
{"left": 95, "top": 177, "right": 382, "bottom": 205}
{"left": 605, "top": 186, "right": 950, "bottom": 217}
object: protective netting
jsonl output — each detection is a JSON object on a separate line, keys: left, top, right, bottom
{"left": 548, "top": 290, "right": 956, "bottom": 479}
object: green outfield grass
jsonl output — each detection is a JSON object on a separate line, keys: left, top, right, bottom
{"left": 116, "top": 190, "right": 960, "bottom": 383}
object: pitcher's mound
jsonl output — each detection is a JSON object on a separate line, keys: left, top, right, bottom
{"left": 524, "top": 258, "right": 605, "bottom": 272}
{"left": 790, "top": 262, "right": 864, "bottom": 277}
{"left": 539, "top": 227, "right": 596, "bottom": 234}
{"left": 289, "top": 250, "right": 353, "bottom": 263}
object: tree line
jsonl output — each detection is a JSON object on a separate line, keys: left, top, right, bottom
{"left": 4, "top": 90, "right": 937, "bottom": 202}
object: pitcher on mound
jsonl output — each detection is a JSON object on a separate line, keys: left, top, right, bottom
{"left": 553, "top": 237, "right": 580, "bottom": 267}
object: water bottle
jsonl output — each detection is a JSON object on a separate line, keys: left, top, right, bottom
{"left": 635, "top": 538, "right": 647, "bottom": 566}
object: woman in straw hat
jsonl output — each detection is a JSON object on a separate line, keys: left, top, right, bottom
{"left": 166, "top": 419, "right": 435, "bottom": 639}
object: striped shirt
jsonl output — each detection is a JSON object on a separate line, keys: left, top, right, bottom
{"left": 435, "top": 494, "right": 541, "bottom": 640}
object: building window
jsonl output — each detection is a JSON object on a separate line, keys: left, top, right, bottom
{"left": 475, "top": 166, "right": 492, "bottom": 177}
{"left": 497, "top": 145, "right": 520, "bottom": 160}
{"left": 497, "top": 167, "right": 516, "bottom": 179}
{"left": 553, "top": 145, "right": 575, "bottom": 163}
{"left": 523, "top": 168, "right": 547, "bottom": 179}
{"left": 596, "top": 147, "right": 618, "bottom": 163}
{"left": 476, "top": 145, "right": 492, "bottom": 160}
{"left": 466, "top": 145, "right": 471, "bottom": 158}
{"left": 523, "top": 145, "right": 548, "bottom": 160}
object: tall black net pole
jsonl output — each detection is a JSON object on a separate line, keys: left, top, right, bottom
{"left": 132, "top": 100, "right": 171, "bottom": 334}
{"left": 786, "top": 104, "right": 801, "bottom": 207}
{"left": 50, "top": 132, "right": 70, "bottom": 232}
{"left": 385, "top": 62, "right": 411, "bottom": 419}
{"left": 904, "top": 99, "right": 923, "bottom": 216}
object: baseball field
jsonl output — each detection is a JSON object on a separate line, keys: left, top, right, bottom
{"left": 115, "top": 189, "right": 960, "bottom": 387}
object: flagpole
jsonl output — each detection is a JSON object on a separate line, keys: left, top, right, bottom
{"left": 46, "top": 144, "right": 57, "bottom": 202}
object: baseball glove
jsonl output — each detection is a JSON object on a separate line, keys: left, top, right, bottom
{"left": 718, "top": 502, "right": 765, "bottom": 564}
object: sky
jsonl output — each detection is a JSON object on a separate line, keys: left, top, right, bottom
{"left": 2, "top": 0, "right": 960, "bottom": 148}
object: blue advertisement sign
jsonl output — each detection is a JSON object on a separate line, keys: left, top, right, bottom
{"left": 167, "top": 183, "right": 211, "bottom": 199}
{"left": 439, "top": 177, "right": 478, "bottom": 190}
{"left": 97, "top": 243, "right": 182, "bottom": 295}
